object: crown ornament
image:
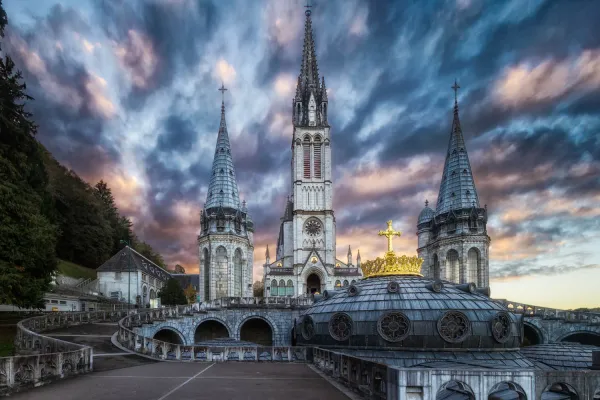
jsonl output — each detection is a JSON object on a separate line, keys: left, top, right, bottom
{"left": 360, "top": 220, "right": 424, "bottom": 278}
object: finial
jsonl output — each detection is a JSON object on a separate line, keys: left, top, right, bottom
{"left": 425, "top": 199, "right": 429, "bottom": 207}
{"left": 451, "top": 79, "right": 460, "bottom": 106}
{"left": 304, "top": 0, "right": 313, "bottom": 16}
{"left": 218, "top": 82, "right": 227, "bottom": 112}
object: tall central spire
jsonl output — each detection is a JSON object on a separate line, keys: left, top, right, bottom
{"left": 300, "top": 4, "right": 320, "bottom": 89}
{"left": 435, "top": 80, "right": 480, "bottom": 215}
{"left": 205, "top": 84, "right": 241, "bottom": 210}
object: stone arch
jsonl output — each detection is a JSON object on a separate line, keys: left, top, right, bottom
{"left": 541, "top": 382, "right": 579, "bottom": 400}
{"left": 467, "top": 247, "right": 480, "bottom": 285}
{"left": 557, "top": 330, "right": 600, "bottom": 346}
{"left": 446, "top": 249, "right": 460, "bottom": 283}
{"left": 286, "top": 279, "right": 294, "bottom": 296}
{"left": 194, "top": 318, "right": 231, "bottom": 343}
{"left": 271, "top": 279, "right": 278, "bottom": 297}
{"left": 523, "top": 322, "right": 544, "bottom": 346}
{"left": 203, "top": 247, "right": 210, "bottom": 301}
{"left": 153, "top": 327, "right": 185, "bottom": 345}
{"left": 235, "top": 314, "right": 279, "bottom": 345}
{"left": 593, "top": 387, "right": 600, "bottom": 400}
{"left": 233, "top": 248, "right": 243, "bottom": 297}
{"left": 432, "top": 254, "right": 440, "bottom": 279}
{"left": 238, "top": 316, "right": 274, "bottom": 346}
{"left": 215, "top": 246, "right": 228, "bottom": 299}
{"left": 278, "top": 279, "right": 286, "bottom": 296}
{"left": 436, "top": 380, "right": 475, "bottom": 399}
{"left": 488, "top": 381, "right": 527, "bottom": 400}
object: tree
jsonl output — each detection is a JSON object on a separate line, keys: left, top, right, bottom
{"left": 253, "top": 280, "right": 264, "bottom": 297}
{"left": 158, "top": 278, "right": 187, "bottom": 305}
{"left": 183, "top": 284, "right": 197, "bottom": 304}
{"left": 94, "top": 180, "right": 135, "bottom": 255}
{"left": 0, "top": 0, "right": 58, "bottom": 308}
{"left": 134, "top": 239, "right": 166, "bottom": 269}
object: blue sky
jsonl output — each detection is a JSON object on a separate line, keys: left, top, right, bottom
{"left": 3, "top": 0, "right": 600, "bottom": 308}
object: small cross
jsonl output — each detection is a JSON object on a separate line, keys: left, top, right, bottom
{"left": 218, "top": 83, "right": 227, "bottom": 103}
{"left": 305, "top": 0, "right": 313, "bottom": 16}
{"left": 451, "top": 79, "right": 460, "bottom": 103}
{"left": 378, "top": 220, "right": 402, "bottom": 253}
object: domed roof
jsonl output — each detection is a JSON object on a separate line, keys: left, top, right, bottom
{"left": 296, "top": 275, "right": 522, "bottom": 351}
{"left": 418, "top": 201, "right": 435, "bottom": 224}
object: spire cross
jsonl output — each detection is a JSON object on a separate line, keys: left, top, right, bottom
{"left": 378, "top": 220, "right": 402, "bottom": 253}
{"left": 304, "top": 0, "right": 313, "bottom": 16}
{"left": 451, "top": 80, "right": 460, "bottom": 104}
{"left": 218, "top": 83, "right": 227, "bottom": 103}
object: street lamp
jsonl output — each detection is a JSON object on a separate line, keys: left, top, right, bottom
{"left": 120, "top": 239, "right": 132, "bottom": 310}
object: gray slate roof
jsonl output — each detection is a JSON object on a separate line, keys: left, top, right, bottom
{"left": 435, "top": 98, "right": 480, "bottom": 215}
{"left": 97, "top": 246, "right": 170, "bottom": 282}
{"left": 205, "top": 101, "right": 241, "bottom": 210}
{"left": 520, "top": 343, "right": 598, "bottom": 370}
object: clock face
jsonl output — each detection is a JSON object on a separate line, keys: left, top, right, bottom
{"left": 305, "top": 219, "right": 322, "bottom": 237}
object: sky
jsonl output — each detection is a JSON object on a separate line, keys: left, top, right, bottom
{"left": 2, "top": 0, "right": 600, "bottom": 309}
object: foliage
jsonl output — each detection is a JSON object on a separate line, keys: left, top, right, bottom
{"left": 57, "top": 259, "right": 97, "bottom": 280}
{"left": 158, "top": 278, "right": 187, "bottom": 305}
{"left": 253, "top": 280, "right": 264, "bottom": 297}
{"left": 0, "top": 10, "right": 58, "bottom": 308}
{"left": 133, "top": 240, "right": 166, "bottom": 269}
{"left": 183, "top": 284, "right": 197, "bottom": 304}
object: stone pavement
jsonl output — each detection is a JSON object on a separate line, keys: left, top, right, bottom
{"left": 11, "top": 362, "right": 349, "bottom": 400}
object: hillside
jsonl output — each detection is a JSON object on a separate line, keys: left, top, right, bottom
{"left": 56, "top": 259, "right": 97, "bottom": 280}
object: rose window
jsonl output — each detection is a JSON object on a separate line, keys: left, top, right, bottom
{"left": 437, "top": 311, "right": 470, "bottom": 343}
{"left": 387, "top": 281, "right": 400, "bottom": 293}
{"left": 302, "top": 316, "right": 315, "bottom": 340}
{"left": 304, "top": 219, "right": 322, "bottom": 237}
{"left": 491, "top": 312, "right": 512, "bottom": 343}
{"left": 329, "top": 313, "right": 352, "bottom": 341}
{"left": 377, "top": 312, "right": 411, "bottom": 342}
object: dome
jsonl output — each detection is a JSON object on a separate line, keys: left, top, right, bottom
{"left": 295, "top": 275, "right": 522, "bottom": 351}
{"left": 418, "top": 204, "right": 435, "bottom": 224}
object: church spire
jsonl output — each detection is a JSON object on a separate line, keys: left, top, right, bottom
{"left": 205, "top": 84, "right": 241, "bottom": 210}
{"left": 435, "top": 80, "right": 480, "bottom": 215}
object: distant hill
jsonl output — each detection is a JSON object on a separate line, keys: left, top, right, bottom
{"left": 56, "top": 259, "right": 97, "bottom": 281}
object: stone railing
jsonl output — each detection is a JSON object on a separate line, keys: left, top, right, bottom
{"left": 333, "top": 267, "right": 361, "bottom": 276}
{"left": 201, "top": 296, "right": 313, "bottom": 310}
{"left": 0, "top": 310, "right": 129, "bottom": 395}
{"left": 116, "top": 306, "right": 310, "bottom": 362}
{"left": 312, "top": 347, "right": 390, "bottom": 399}
{"left": 498, "top": 299, "right": 600, "bottom": 324}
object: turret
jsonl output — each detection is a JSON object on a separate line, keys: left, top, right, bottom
{"left": 265, "top": 245, "right": 271, "bottom": 265}
{"left": 347, "top": 245, "right": 352, "bottom": 266}
{"left": 356, "top": 249, "right": 361, "bottom": 268}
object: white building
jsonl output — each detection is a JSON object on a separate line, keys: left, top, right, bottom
{"left": 263, "top": 9, "right": 362, "bottom": 297}
{"left": 97, "top": 246, "right": 170, "bottom": 308}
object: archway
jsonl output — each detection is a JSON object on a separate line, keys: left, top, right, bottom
{"left": 239, "top": 318, "right": 273, "bottom": 346}
{"left": 306, "top": 273, "right": 321, "bottom": 295}
{"left": 523, "top": 323, "right": 542, "bottom": 346}
{"left": 194, "top": 320, "right": 230, "bottom": 343}
{"left": 489, "top": 382, "right": 527, "bottom": 400}
{"left": 153, "top": 328, "right": 183, "bottom": 344}
{"left": 436, "top": 380, "right": 475, "bottom": 400}
{"left": 560, "top": 331, "right": 600, "bottom": 346}
{"left": 541, "top": 383, "right": 579, "bottom": 400}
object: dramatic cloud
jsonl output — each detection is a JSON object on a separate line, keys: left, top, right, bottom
{"left": 3, "top": 0, "right": 600, "bottom": 307}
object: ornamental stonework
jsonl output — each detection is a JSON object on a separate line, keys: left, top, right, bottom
{"left": 302, "top": 315, "right": 315, "bottom": 340}
{"left": 377, "top": 312, "right": 410, "bottom": 342}
{"left": 491, "top": 312, "right": 512, "bottom": 343}
{"left": 437, "top": 311, "right": 470, "bottom": 343}
{"left": 329, "top": 313, "right": 352, "bottom": 341}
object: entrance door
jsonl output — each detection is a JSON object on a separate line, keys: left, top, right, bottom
{"left": 306, "top": 273, "right": 321, "bottom": 295}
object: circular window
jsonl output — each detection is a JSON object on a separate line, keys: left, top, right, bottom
{"left": 437, "top": 311, "right": 470, "bottom": 343}
{"left": 491, "top": 312, "right": 512, "bottom": 343}
{"left": 387, "top": 281, "right": 400, "bottom": 293}
{"left": 329, "top": 313, "right": 352, "bottom": 341}
{"left": 301, "top": 316, "right": 315, "bottom": 340}
{"left": 377, "top": 312, "right": 410, "bottom": 342}
{"left": 347, "top": 284, "right": 360, "bottom": 297}
{"left": 304, "top": 219, "right": 322, "bottom": 237}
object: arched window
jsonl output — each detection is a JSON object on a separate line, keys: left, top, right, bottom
{"left": 343, "top": 280, "right": 349, "bottom": 287}
{"left": 351, "top": 280, "right": 356, "bottom": 284}
{"left": 303, "top": 136, "right": 311, "bottom": 179}
{"left": 335, "top": 280, "right": 341, "bottom": 289}
{"left": 233, "top": 248, "right": 243, "bottom": 297}
{"left": 215, "top": 246, "right": 228, "bottom": 299}
{"left": 286, "top": 280, "right": 294, "bottom": 296}
{"left": 447, "top": 250, "right": 459, "bottom": 283}
{"left": 313, "top": 136, "right": 322, "bottom": 179}
{"left": 279, "top": 279, "right": 286, "bottom": 296}
{"left": 432, "top": 254, "right": 440, "bottom": 279}
{"left": 271, "top": 280, "right": 278, "bottom": 297}
{"left": 203, "top": 248, "right": 210, "bottom": 301}
{"left": 489, "top": 382, "right": 527, "bottom": 400}
{"left": 296, "top": 103, "right": 301, "bottom": 123}
{"left": 437, "top": 380, "right": 475, "bottom": 400}
{"left": 541, "top": 383, "right": 579, "bottom": 400}
{"left": 467, "top": 248, "right": 480, "bottom": 285}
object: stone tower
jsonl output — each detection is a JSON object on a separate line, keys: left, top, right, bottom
{"left": 198, "top": 87, "right": 254, "bottom": 301}
{"left": 416, "top": 82, "right": 490, "bottom": 288}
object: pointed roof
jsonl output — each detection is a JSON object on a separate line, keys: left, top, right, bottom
{"left": 205, "top": 86, "right": 241, "bottom": 210}
{"left": 435, "top": 81, "right": 480, "bottom": 215}
{"left": 97, "top": 246, "right": 170, "bottom": 282}
{"left": 347, "top": 245, "right": 352, "bottom": 256}
{"left": 265, "top": 245, "right": 270, "bottom": 260}
{"left": 299, "top": 8, "right": 320, "bottom": 90}
{"left": 282, "top": 197, "right": 294, "bottom": 221}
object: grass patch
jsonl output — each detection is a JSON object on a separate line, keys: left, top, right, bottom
{"left": 0, "top": 326, "right": 16, "bottom": 357}
{"left": 57, "top": 259, "right": 97, "bottom": 280}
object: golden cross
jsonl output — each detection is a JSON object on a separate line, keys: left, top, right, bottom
{"left": 378, "top": 220, "right": 402, "bottom": 253}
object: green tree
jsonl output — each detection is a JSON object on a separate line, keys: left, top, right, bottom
{"left": 94, "top": 180, "right": 135, "bottom": 254}
{"left": 158, "top": 278, "right": 187, "bottom": 305}
{"left": 252, "top": 280, "right": 264, "bottom": 297}
{"left": 134, "top": 240, "right": 166, "bottom": 269}
{"left": 0, "top": 1, "right": 58, "bottom": 308}
{"left": 183, "top": 284, "right": 197, "bottom": 304}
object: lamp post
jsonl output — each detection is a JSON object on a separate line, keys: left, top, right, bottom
{"left": 120, "top": 239, "right": 132, "bottom": 310}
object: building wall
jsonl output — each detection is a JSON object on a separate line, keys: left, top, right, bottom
{"left": 98, "top": 271, "right": 141, "bottom": 303}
